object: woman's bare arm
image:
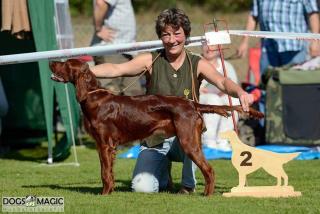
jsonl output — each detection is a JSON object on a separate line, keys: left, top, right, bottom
{"left": 197, "top": 58, "right": 253, "bottom": 111}
{"left": 91, "top": 53, "right": 152, "bottom": 78}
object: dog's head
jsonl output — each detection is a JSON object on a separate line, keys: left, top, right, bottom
{"left": 49, "top": 59, "right": 89, "bottom": 84}
{"left": 49, "top": 59, "right": 99, "bottom": 102}
{"left": 218, "top": 130, "right": 237, "bottom": 141}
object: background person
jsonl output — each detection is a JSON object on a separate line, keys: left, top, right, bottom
{"left": 237, "top": 0, "right": 320, "bottom": 75}
{"left": 91, "top": 0, "right": 143, "bottom": 95}
{"left": 199, "top": 43, "right": 240, "bottom": 151}
{"left": 237, "top": 0, "right": 320, "bottom": 129}
{"left": 91, "top": 8, "right": 254, "bottom": 194}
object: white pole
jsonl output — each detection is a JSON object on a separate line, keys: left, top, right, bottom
{"left": 229, "top": 30, "right": 320, "bottom": 41}
{"left": 0, "top": 36, "right": 204, "bottom": 65}
{"left": 1, "top": 31, "right": 320, "bottom": 66}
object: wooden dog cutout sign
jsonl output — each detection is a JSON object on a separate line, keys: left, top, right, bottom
{"left": 219, "top": 130, "right": 301, "bottom": 198}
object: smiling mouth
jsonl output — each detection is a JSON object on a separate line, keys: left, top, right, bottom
{"left": 168, "top": 44, "right": 180, "bottom": 50}
{"left": 51, "top": 73, "right": 66, "bottom": 82}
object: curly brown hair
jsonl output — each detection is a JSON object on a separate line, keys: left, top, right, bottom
{"left": 155, "top": 8, "right": 191, "bottom": 39}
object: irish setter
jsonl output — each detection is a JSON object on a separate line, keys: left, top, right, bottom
{"left": 49, "top": 59, "right": 263, "bottom": 196}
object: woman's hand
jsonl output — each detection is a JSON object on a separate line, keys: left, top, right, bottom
{"left": 96, "top": 26, "right": 116, "bottom": 42}
{"left": 238, "top": 91, "right": 254, "bottom": 112}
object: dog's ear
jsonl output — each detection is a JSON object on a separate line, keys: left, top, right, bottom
{"left": 76, "top": 75, "right": 88, "bottom": 102}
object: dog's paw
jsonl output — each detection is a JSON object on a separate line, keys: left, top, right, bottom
{"left": 232, "top": 106, "right": 264, "bottom": 120}
{"left": 216, "top": 108, "right": 231, "bottom": 117}
{"left": 248, "top": 108, "right": 264, "bottom": 119}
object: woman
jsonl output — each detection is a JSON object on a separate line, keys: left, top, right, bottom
{"left": 91, "top": 8, "right": 254, "bottom": 194}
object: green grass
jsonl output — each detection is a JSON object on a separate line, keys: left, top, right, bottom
{"left": 1, "top": 144, "right": 320, "bottom": 214}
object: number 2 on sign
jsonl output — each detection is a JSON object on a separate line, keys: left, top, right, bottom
{"left": 240, "top": 151, "right": 252, "bottom": 166}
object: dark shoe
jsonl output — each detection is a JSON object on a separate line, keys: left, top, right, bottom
{"left": 178, "top": 186, "right": 195, "bottom": 194}
{"left": 166, "top": 179, "right": 174, "bottom": 192}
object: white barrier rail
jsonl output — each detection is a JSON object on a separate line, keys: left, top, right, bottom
{"left": 229, "top": 30, "right": 320, "bottom": 41}
{"left": 1, "top": 31, "right": 320, "bottom": 65}
{"left": 0, "top": 36, "right": 204, "bottom": 65}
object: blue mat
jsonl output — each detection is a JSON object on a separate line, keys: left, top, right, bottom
{"left": 118, "top": 144, "right": 320, "bottom": 160}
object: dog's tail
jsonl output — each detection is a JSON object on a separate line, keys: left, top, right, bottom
{"left": 280, "top": 152, "right": 301, "bottom": 163}
{"left": 194, "top": 104, "right": 264, "bottom": 120}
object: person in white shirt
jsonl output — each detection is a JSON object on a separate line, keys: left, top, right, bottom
{"left": 199, "top": 43, "right": 240, "bottom": 151}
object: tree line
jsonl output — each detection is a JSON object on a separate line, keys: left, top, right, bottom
{"left": 69, "top": 0, "right": 252, "bottom": 16}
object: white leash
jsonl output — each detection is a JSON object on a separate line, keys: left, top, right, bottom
{"left": 1, "top": 31, "right": 320, "bottom": 65}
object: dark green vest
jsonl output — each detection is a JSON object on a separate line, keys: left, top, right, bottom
{"left": 146, "top": 50, "right": 202, "bottom": 100}
{"left": 143, "top": 50, "right": 202, "bottom": 147}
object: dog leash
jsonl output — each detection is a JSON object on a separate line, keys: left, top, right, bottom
{"left": 87, "top": 88, "right": 113, "bottom": 95}
{"left": 185, "top": 49, "right": 199, "bottom": 103}
{"left": 89, "top": 51, "right": 193, "bottom": 97}
{"left": 108, "top": 52, "right": 162, "bottom": 95}
{"left": 212, "top": 19, "right": 239, "bottom": 134}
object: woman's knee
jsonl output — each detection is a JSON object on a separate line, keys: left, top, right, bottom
{"left": 131, "top": 172, "right": 159, "bottom": 193}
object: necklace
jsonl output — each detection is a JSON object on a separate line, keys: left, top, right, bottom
{"left": 169, "top": 52, "right": 186, "bottom": 77}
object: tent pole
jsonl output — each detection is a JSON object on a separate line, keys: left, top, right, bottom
{"left": 64, "top": 84, "right": 79, "bottom": 166}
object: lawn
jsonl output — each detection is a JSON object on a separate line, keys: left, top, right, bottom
{"left": 1, "top": 143, "right": 320, "bottom": 214}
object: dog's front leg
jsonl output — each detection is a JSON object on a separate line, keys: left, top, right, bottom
{"left": 97, "top": 141, "right": 116, "bottom": 195}
{"left": 238, "top": 173, "right": 247, "bottom": 187}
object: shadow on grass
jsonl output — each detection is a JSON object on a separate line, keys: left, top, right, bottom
{"left": 215, "top": 184, "right": 233, "bottom": 194}
{"left": 22, "top": 179, "right": 132, "bottom": 195}
{"left": 0, "top": 138, "right": 94, "bottom": 162}
{"left": 0, "top": 144, "right": 48, "bottom": 163}
{"left": 79, "top": 137, "right": 138, "bottom": 152}
{"left": 193, "top": 181, "right": 233, "bottom": 195}
{"left": 22, "top": 181, "right": 232, "bottom": 196}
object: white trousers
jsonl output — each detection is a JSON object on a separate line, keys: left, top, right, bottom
{"left": 199, "top": 93, "right": 240, "bottom": 150}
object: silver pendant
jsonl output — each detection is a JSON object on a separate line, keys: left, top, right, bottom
{"left": 173, "top": 73, "right": 177, "bottom": 78}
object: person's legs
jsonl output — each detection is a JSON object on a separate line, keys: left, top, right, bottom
{"left": 260, "top": 49, "right": 283, "bottom": 75}
{"left": 166, "top": 137, "right": 197, "bottom": 190}
{"left": 262, "top": 49, "right": 307, "bottom": 72}
{"left": 93, "top": 56, "right": 116, "bottom": 92}
{"left": 260, "top": 49, "right": 271, "bottom": 76}
{"left": 216, "top": 96, "right": 240, "bottom": 150}
{"left": 199, "top": 93, "right": 222, "bottom": 148}
{"left": 279, "top": 49, "right": 307, "bottom": 66}
{"left": 121, "top": 76, "right": 144, "bottom": 96}
{"left": 131, "top": 142, "right": 171, "bottom": 192}
{"left": 93, "top": 55, "right": 131, "bottom": 95}
{"left": 119, "top": 54, "right": 144, "bottom": 96}
{"left": 132, "top": 136, "right": 197, "bottom": 193}
{"left": 259, "top": 48, "right": 280, "bottom": 127}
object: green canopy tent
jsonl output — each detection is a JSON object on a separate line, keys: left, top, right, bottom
{"left": 0, "top": 0, "right": 80, "bottom": 162}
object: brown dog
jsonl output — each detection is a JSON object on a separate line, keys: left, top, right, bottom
{"left": 49, "top": 59, "right": 263, "bottom": 196}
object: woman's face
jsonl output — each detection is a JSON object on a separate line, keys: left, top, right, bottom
{"left": 160, "top": 25, "right": 186, "bottom": 56}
